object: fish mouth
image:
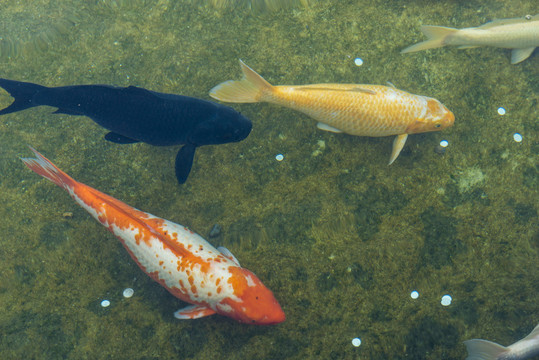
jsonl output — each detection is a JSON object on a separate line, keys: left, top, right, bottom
{"left": 443, "top": 111, "right": 455, "bottom": 128}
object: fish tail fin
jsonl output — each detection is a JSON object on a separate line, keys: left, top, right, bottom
{"left": 21, "top": 147, "right": 76, "bottom": 190}
{"left": 463, "top": 339, "right": 509, "bottom": 360}
{"left": 401, "top": 25, "right": 458, "bottom": 54}
{"left": 209, "top": 59, "right": 274, "bottom": 103}
{"left": 0, "top": 78, "right": 46, "bottom": 115}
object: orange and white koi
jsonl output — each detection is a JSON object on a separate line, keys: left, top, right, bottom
{"left": 209, "top": 60, "right": 454, "bottom": 164}
{"left": 21, "top": 147, "right": 285, "bottom": 325}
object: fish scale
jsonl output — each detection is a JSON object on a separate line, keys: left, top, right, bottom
{"left": 210, "top": 60, "right": 454, "bottom": 164}
{"left": 69, "top": 182, "right": 239, "bottom": 305}
{"left": 21, "top": 147, "right": 285, "bottom": 325}
{"left": 269, "top": 85, "right": 429, "bottom": 136}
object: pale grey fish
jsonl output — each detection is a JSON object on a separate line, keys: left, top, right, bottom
{"left": 464, "top": 323, "right": 539, "bottom": 359}
{"left": 402, "top": 14, "right": 539, "bottom": 64}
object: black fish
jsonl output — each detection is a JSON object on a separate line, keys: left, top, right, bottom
{"left": 0, "top": 78, "right": 252, "bottom": 183}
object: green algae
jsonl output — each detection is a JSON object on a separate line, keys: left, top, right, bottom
{"left": 0, "top": 0, "right": 537, "bottom": 359}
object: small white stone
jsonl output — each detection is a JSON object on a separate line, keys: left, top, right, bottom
{"left": 352, "top": 337, "right": 361, "bottom": 347}
{"left": 439, "top": 140, "right": 449, "bottom": 148}
{"left": 354, "top": 58, "right": 363, "bottom": 66}
{"left": 513, "top": 133, "right": 523, "bottom": 143}
{"left": 123, "top": 288, "right": 134, "bottom": 298}
{"left": 275, "top": 154, "right": 284, "bottom": 161}
{"left": 410, "top": 291, "right": 419, "bottom": 299}
{"left": 497, "top": 107, "right": 506, "bottom": 115}
{"left": 441, "top": 295, "right": 452, "bottom": 306}
{"left": 101, "top": 300, "right": 111, "bottom": 307}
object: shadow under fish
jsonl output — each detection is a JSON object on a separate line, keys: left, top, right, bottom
{"left": 0, "top": 78, "right": 252, "bottom": 183}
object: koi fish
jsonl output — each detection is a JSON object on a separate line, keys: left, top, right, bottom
{"left": 464, "top": 323, "right": 539, "bottom": 359}
{"left": 0, "top": 78, "right": 252, "bottom": 184}
{"left": 402, "top": 14, "right": 539, "bottom": 64}
{"left": 21, "top": 147, "right": 285, "bottom": 325}
{"left": 209, "top": 60, "right": 454, "bottom": 165}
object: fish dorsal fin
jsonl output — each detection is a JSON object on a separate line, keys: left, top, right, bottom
{"left": 218, "top": 246, "right": 241, "bottom": 266}
{"left": 53, "top": 108, "right": 84, "bottom": 116}
{"left": 386, "top": 81, "right": 397, "bottom": 89}
{"left": 123, "top": 85, "right": 154, "bottom": 96}
{"left": 297, "top": 85, "right": 376, "bottom": 95}
{"left": 351, "top": 87, "right": 377, "bottom": 94}
{"left": 477, "top": 15, "right": 536, "bottom": 29}
{"left": 317, "top": 122, "right": 343, "bottom": 133}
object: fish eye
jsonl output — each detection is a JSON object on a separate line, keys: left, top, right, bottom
{"left": 435, "top": 124, "right": 441, "bottom": 128}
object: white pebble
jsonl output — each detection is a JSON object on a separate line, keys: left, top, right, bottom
{"left": 441, "top": 295, "right": 452, "bottom": 306}
{"left": 497, "top": 107, "right": 506, "bottom": 115}
{"left": 352, "top": 337, "right": 361, "bottom": 347}
{"left": 439, "top": 140, "right": 449, "bottom": 148}
{"left": 354, "top": 58, "right": 363, "bottom": 66}
{"left": 410, "top": 290, "right": 419, "bottom": 299}
{"left": 275, "top": 154, "right": 284, "bottom": 161}
{"left": 101, "top": 300, "right": 111, "bottom": 307}
{"left": 123, "top": 288, "right": 134, "bottom": 298}
{"left": 513, "top": 133, "right": 523, "bottom": 143}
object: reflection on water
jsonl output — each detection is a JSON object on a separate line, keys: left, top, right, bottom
{"left": 0, "top": 1, "right": 79, "bottom": 61}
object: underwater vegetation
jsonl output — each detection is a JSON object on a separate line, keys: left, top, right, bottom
{"left": 0, "top": 0, "right": 536, "bottom": 359}
{"left": 0, "top": 2, "right": 79, "bottom": 61}
{"left": 185, "top": 0, "right": 317, "bottom": 12}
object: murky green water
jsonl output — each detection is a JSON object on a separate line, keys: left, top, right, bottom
{"left": 0, "top": 1, "right": 537, "bottom": 359}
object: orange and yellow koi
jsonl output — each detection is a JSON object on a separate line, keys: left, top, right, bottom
{"left": 21, "top": 147, "right": 285, "bottom": 325}
{"left": 210, "top": 60, "right": 454, "bottom": 164}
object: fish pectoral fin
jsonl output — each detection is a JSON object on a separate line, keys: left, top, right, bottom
{"left": 217, "top": 246, "right": 241, "bottom": 266}
{"left": 175, "top": 144, "right": 197, "bottom": 184}
{"left": 511, "top": 47, "right": 535, "bottom": 64}
{"left": 389, "top": 134, "right": 408, "bottom": 165}
{"left": 174, "top": 304, "right": 216, "bottom": 320}
{"left": 386, "top": 81, "right": 397, "bottom": 89}
{"left": 104, "top": 132, "right": 140, "bottom": 144}
{"left": 123, "top": 85, "right": 155, "bottom": 97}
{"left": 317, "top": 122, "right": 343, "bottom": 133}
